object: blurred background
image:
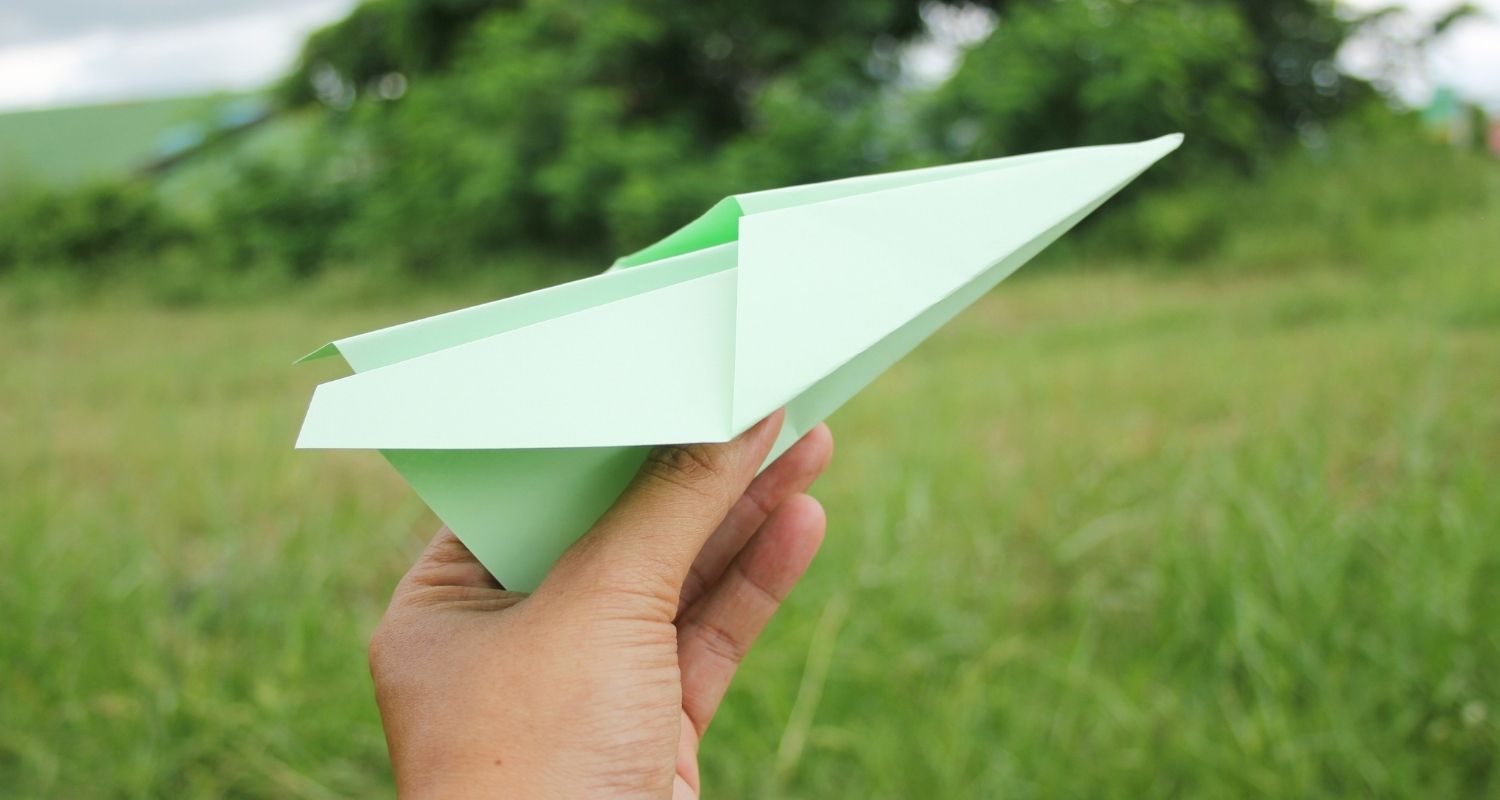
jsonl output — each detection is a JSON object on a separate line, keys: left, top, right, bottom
{"left": 2, "top": 0, "right": 1497, "bottom": 796}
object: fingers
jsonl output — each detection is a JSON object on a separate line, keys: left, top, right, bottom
{"left": 400, "top": 527, "right": 502, "bottom": 591}
{"left": 679, "top": 423, "right": 832, "bottom": 614}
{"left": 541, "top": 411, "right": 786, "bottom": 609}
{"left": 677, "top": 493, "right": 825, "bottom": 736}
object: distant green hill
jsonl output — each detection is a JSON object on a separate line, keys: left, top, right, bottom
{"left": 0, "top": 94, "right": 256, "bottom": 190}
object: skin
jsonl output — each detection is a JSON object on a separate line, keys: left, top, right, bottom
{"left": 369, "top": 411, "right": 834, "bottom": 798}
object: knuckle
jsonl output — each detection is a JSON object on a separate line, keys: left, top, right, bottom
{"left": 691, "top": 617, "right": 749, "bottom": 666}
{"left": 678, "top": 564, "right": 710, "bottom": 611}
{"left": 730, "top": 560, "right": 787, "bottom": 606}
{"left": 552, "top": 552, "right": 679, "bottom": 618}
{"left": 574, "top": 564, "right": 680, "bottom": 619}
{"left": 422, "top": 535, "right": 475, "bottom": 565}
{"left": 638, "top": 444, "right": 727, "bottom": 497}
{"left": 366, "top": 620, "right": 395, "bottom": 673}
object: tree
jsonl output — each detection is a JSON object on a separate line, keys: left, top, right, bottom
{"left": 927, "top": 0, "right": 1370, "bottom": 171}
{"left": 268, "top": 0, "right": 1382, "bottom": 267}
{"left": 279, "top": 0, "right": 522, "bottom": 106}
{"left": 311, "top": 0, "right": 987, "bottom": 260}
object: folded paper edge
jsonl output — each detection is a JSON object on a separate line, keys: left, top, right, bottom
{"left": 295, "top": 266, "right": 743, "bottom": 450}
{"left": 295, "top": 342, "right": 343, "bottom": 365}
{"left": 614, "top": 135, "right": 1184, "bottom": 275}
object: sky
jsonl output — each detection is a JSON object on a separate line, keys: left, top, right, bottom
{"left": 0, "top": 0, "right": 357, "bottom": 111}
{"left": 1341, "top": 0, "right": 1500, "bottom": 110}
{"left": 0, "top": 0, "right": 1496, "bottom": 113}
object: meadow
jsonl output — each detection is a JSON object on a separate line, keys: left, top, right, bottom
{"left": 0, "top": 95, "right": 259, "bottom": 189}
{"left": 3, "top": 191, "right": 1497, "bottom": 797}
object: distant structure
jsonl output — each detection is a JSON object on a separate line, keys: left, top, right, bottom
{"left": 1421, "top": 87, "right": 1473, "bottom": 147}
{"left": 137, "top": 96, "right": 274, "bottom": 176}
{"left": 1421, "top": 86, "right": 1500, "bottom": 159}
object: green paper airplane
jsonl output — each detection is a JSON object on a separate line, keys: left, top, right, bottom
{"left": 297, "top": 134, "right": 1183, "bottom": 590}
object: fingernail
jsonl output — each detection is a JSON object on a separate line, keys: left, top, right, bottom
{"left": 748, "top": 408, "right": 786, "bottom": 440}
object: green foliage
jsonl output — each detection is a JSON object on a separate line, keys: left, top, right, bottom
{"left": 1233, "top": 0, "right": 1365, "bottom": 132}
{"left": 281, "top": 0, "right": 943, "bottom": 119}
{"left": 1073, "top": 111, "right": 1500, "bottom": 268}
{"left": 929, "top": 0, "right": 1266, "bottom": 171}
{"left": 205, "top": 154, "right": 360, "bottom": 277}
{"left": 0, "top": 182, "right": 188, "bottom": 276}
{"left": 262, "top": 0, "right": 1380, "bottom": 268}
{"left": 926, "top": 0, "right": 1370, "bottom": 173}
{"left": 322, "top": 0, "right": 920, "bottom": 261}
{"left": 0, "top": 0, "right": 1457, "bottom": 284}
{"left": 278, "top": 0, "right": 519, "bottom": 106}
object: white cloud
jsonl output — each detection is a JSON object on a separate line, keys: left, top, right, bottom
{"left": 0, "top": 0, "right": 354, "bottom": 111}
{"left": 0, "top": 0, "right": 330, "bottom": 47}
{"left": 1429, "top": 15, "right": 1500, "bottom": 109}
{"left": 1339, "top": 0, "right": 1500, "bottom": 110}
{"left": 0, "top": 0, "right": 1495, "bottom": 113}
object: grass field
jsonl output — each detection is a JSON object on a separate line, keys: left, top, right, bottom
{"left": 0, "top": 94, "right": 254, "bottom": 190}
{"left": 3, "top": 203, "right": 1498, "bottom": 796}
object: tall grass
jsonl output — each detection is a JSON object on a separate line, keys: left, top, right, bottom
{"left": 2, "top": 138, "right": 1498, "bottom": 796}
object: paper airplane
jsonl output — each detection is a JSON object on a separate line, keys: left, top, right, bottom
{"left": 297, "top": 134, "right": 1183, "bottom": 590}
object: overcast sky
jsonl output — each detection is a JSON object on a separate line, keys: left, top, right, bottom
{"left": 0, "top": 0, "right": 1496, "bottom": 113}
{"left": 0, "top": 0, "right": 356, "bottom": 111}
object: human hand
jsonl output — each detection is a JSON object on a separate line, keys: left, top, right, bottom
{"left": 368, "top": 411, "right": 833, "bottom": 798}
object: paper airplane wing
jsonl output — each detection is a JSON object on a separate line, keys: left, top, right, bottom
{"left": 295, "top": 243, "right": 742, "bottom": 448}
{"left": 731, "top": 134, "right": 1184, "bottom": 431}
{"left": 300, "top": 242, "right": 734, "bottom": 372}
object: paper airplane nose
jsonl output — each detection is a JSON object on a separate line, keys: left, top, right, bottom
{"left": 731, "top": 134, "right": 1184, "bottom": 430}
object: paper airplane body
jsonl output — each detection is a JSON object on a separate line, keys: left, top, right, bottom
{"left": 297, "top": 134, "right": 1183, "bottom": 590}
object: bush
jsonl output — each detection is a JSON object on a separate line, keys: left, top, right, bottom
{"left": 206, "top": 154, "right": 360, "bottom": 276}
{"left": 0, "top": 182, "right": 189, "bottom": 276}
{"left": 1, "top": 0, "right": 1458, "bottom": 292}
{"left": 1068, "top": 111, "right": 1500, "bottom": 271}
{"left": 926, "top": 0, "right": 1265, "bottom": 175}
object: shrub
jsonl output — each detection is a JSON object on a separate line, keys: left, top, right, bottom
{"left": 0, "top": 181, "right": 189, "bottom": 276}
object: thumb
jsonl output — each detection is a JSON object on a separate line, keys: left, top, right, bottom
{"left": 540, "top": 411, "right": 785, "bottom": 609}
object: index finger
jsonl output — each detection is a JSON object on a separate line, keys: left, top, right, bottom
{"left": 539, "top": 411, "right": 786, "bottom": 610}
